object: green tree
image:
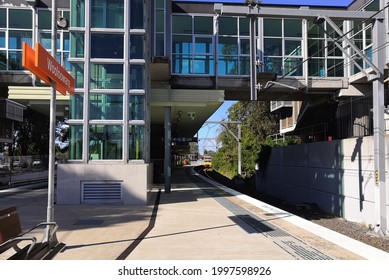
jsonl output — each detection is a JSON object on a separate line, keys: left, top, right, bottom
{"left": 212, "top": 101, "right": 278, "bottom": 178}
{"left": 13, "top": 108, "right": 50, "bottom": 165}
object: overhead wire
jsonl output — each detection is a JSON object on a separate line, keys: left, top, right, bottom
{"left": 203, "top": 2, "right": 389, "bottom": 142}
{"left": 260, "top": 2, "right": 389, "bottom": 101}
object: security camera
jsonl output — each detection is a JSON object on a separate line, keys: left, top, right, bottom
{"left": 57, "top": 17, "right": 69, "bottom": 29}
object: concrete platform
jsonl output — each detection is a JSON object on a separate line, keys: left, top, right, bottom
{"left": 1, "top": 166, "right": 389, "bottom": 260}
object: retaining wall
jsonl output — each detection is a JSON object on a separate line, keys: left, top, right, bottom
{"left": 257, "top": 135, "right": 389, "bottom": 231}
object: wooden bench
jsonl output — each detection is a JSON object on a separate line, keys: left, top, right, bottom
{"left": 0, "top": 206, "right": 65, "bottom": 260}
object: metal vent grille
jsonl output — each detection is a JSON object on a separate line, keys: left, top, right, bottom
{"left": 81, "top": 181, "right": 123, "bottom": 203}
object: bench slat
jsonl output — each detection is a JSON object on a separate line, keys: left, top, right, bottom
{"left": 0, "top": 207, "right": 23, "bottom": 244}
{"left": 43, "top": 243, "right": 66, "bottom": 260}
{"left": 0, "top": 206, "right": 17, "bottom": 217}
{"left": 0, "top": 214, "right": 23, "bottom": 243}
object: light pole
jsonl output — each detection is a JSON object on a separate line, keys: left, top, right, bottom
{"left": 46, "top": 0, "right": 57, "bottom": 240}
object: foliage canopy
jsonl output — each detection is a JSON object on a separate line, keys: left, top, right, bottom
{"left": 212, "top": 101, "right": 300, "bottom": 179}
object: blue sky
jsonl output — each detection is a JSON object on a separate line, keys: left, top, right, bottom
{"left": 194, "top": 0, "right": 354, "bottom": 154}
{"left": 198, "top": 101, "right": 236, "bottom": 154}
{"left": 175, "top": 0, "right": 354, "bottom": 8}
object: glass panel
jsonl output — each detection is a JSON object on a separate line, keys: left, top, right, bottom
{"left": 130, "top": 65, "right": 144, "bottom": 89}
{"left": 0, "top": 31, "right": 5, "bottom": 48}
{"left": 9, "top": 31, "right": 32, "bottom": 49}
{"left": 92, "top": 0, "right": 124, "bottom": 28}
{"left": 39, "top": 32, "right": 51, "bottom": 49}
{"left": 70, "top": 94, "right": 83, "bottom": 119}
{"left": 155, "top": 34, "right": 164, "bottom": 56}
{"left": 56, "top": 53, "right": 61, "bottom": 64}
{"left": 129, "top": 126, "right": 144, "bottom": 160}
{"left": 91, "top": 34, "right": 123, "bottom": 59}
{"left": 308, "top": 58, "right": 325, "bottom": 76}
{"left": 130, "top": 35, "right": 144, "bottom": 59}
{"left": 239, "top": 56, "right": 250, "bottom": 75}
{"left": 90, "top": 94, "right": 123, "bottom": 120}
{"left": 90, "top": 64, "right": 123, "bottom": 89}
{"left": 328, "top": 59, "right": 344, "bottom": 77}
{"left": 70, "top": 32, "right": 84, "bottom": 58}
{"left": 71, "top": 62, "right": 84, "bottom": 89}
{"left": 365, "top": 46, "right": 373, "bottom": 62}
{"left": 130, "top": 0, "right": 143, "bottom": 29}
{"left": 38, "top": 10, "right": 51, "bottom": 29}
{"left": 352, "top": 58, "right": 363, "bottom": 75}
{"left": 0, "top": 51, "right": 6, "bottom": 70}
{"left": 264, "top": 19, "right": 282, "bottom": 37}
{"left": 326, "top": 20, "right": 343, "bottom": 38}
{"left": 172, "top": 15, "right": 192, "bottom": 34}
{"left": 56, "top": 37, "right": 61, "bottom": 51}
{"left": 365, "top": 0, "right": 379, "bottom": 11}
{"left": 63, "top": 11, "right": 70, "bottom": 23}
{"left": 365, "top": 25, "right": 372, "bottom": 46}
{"left": 69, "top": 125, "right": 83, "bottom": 160}
{"left": 264, "top": 57, "right": 282, "bottom": 76}
{"left": 172, "top": 54, "right": 192, "bottom": 74}
{"left": 89, "top": 125, "right": 123, "bottom": 160}
{"left": 219, "top": 17, "right": 237, "bottom": 36}
{"left": 264, "top": 38, "right": 282, "bottom": 56}
{"left": 308, "top": 39, "right": 324, "bottom": 57}
{"left": 193, "top": 55, "right": 214, "bottom": 74}
{"left": 71, "top": 0, "right": 85, "bottom": 27}
{"left": 284, "top": 19, "right": 302, "bottom": 37}
{"left": 285, "top": 40, "right": 302, "bottom": 56}
{"left": 240, "top": 39, "right": 250, "bottom": 55}
{"left": 239, "top": 18, "right": 249, "bottom": 36}
{"left": 218, "top": 37, "right": 238, "bottom": 55}
{"left": 307, "top": 21, "right": 324, "bottom": 38}
{"left": 195, "top": 37, "right": 213, "bottom": 54}
{"left": 327, "top": 41, "right": 343, "bottom": 57}
{"left": 9, "top": 9, "right": 32, "bottom": 29}
{"left": 172, "top": 35, "right": 192, "bottom": 54}
{"left": 156, "top": 10, "right": 164, "bottom": 33}
{"left": 218, "top": 56, "right": 238, "bottom": 75}
{"left": 8, "top": 51, "right": 23, "bottom": 70}
{"left": 284, "top": 58, "right": 303, "bottom": 76}
{"left": 0, "top": 9, "right": 6, "bottom": 28}
{"left": 63, "top": 52, "right": 71, "bottom": 71}
{"left": 156, "top": 0, "right": 165, "bottom": 9}
{"left": 129, "top": 95, "right": 144, "bottom": 120}
{"left": 63, "top": 33, "right": 70, "bottom": 51}
{"left": 194, "top": 16, "right": 213, "bottom": 35}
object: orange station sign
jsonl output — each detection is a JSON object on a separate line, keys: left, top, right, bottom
{"left": 22, "top": 42, "right": 75, "bottom": 96}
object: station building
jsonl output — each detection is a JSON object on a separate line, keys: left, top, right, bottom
{"left": 0, "top": 0, "right": 388, "bottom": 207}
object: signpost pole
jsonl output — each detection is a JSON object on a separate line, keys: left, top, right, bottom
{"left": 46, "top": 0, "right": 57, "bottom": 241}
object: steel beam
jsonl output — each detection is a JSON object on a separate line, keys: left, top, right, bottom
{"left": 321, "top": 15, "right": 381, "bottom": 79}
{"left": 216, "top": 4, "right": 382, "bottom": 21}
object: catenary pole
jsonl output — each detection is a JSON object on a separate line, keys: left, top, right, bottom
{"left": 206, "top": 121, "right": 242, "bottom": 176}
{"left": 372, "top": 13, "right": 387, "bottom": 235}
